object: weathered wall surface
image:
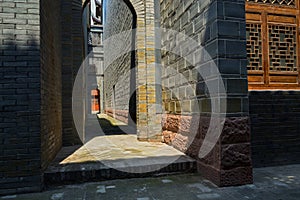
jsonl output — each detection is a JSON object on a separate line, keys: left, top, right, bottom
{"left": 161, "top": 0, "right": 252, "bottom": 186}
{"left": 249, "top": 91, "right": 300, "bottom": 167}
{"left": 0, "top": 0, "right": 42, "bottom": 195}
{"left": 104, "top": 0, "right": 134, "bottom": 123}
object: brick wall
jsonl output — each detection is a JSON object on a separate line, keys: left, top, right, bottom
{"left": 40, "top": 0, "right": 62, "bottom": 171}
{"left": 249, "top": 91, "right": 300, "bottom": 167}
{"left": 61, "top": 0, "right": 84, "bottom": 146}
{"left": 161, "top": 0, "right": 252, "bottom": 186}
{"left": 104, "top": 0, "right": 134, "bottom": 123}
{"left": 0, "top": 0, "right": 84, "bottom": 195}
{"left": 0, "top": 0, "right": 42, "bottom": 195}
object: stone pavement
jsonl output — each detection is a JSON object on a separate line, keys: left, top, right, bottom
{"left": 44, "top": 114, "right": 195, "bottom": 184}
{"left": 44, "top": 135, "right": 196, "bottom": 184}
{"left": 1, "top": 164, "right": 300, "bottom": 200}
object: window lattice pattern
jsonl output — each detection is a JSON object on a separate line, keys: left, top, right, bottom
{"left": 268, "top": 25, "right": 297, "bottom": 72}
{"left": 247, "top": 23, "right": 263, "bottom": 71}
{"left": 246, "top": 0, "right": 296, "bottom": 7}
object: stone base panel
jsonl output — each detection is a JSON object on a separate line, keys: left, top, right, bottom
{"left": 162, "top": 114, "right": 253, "bottom": 186}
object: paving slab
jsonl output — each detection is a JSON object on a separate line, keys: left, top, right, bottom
{"left": 3, "top": 164, "right": 300, "bottom": 200}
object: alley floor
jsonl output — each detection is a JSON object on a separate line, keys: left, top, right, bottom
{"left": 45, "top": 134, "right": 195, "bottom": 175}
{"left": 3, "top": 114, "right": 299, "bottom": 199}
{"left": 43, "top": 114, "right": 195, "bottom": 184}
{"left": 1, "top": 164, "right": 300, "bottom": 200}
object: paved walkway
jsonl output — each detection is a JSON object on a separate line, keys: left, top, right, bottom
{"left": 2, "top": 164, "right": 300, "bottom": 199}
{"left": 46, "top": 113, "right": 195, "bottom": 175}
{"left": 44, "top": 114, "right": 195, "bottom": 184}
{"left": 45, "top": 134, "right": 195, "bottom": 175}
{"left": 49, "top": 135, "right": 193, "bottom": 166}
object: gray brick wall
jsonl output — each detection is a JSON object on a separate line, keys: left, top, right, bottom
{"left": 250, "top": 91, "right": 300, "bottom": 167}
{"left": 161, "top": 0, "right": 248, "bottom": 116}
{"left": 0, "top": 0, "right": 42, "bottom": 195}
{"left": 161, "top": 0, "right": 252, "bottom": 186}
{"left": 104, "top": 0, "right": 134, "bottom": 122}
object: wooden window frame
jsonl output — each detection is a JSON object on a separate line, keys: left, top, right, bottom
{"left": 246, "top": 1, "right": 300, "bottom": 90}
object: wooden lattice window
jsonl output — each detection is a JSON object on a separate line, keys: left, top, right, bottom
{"left": 268, "top": 25, "right": 297, "bottom": 72}
{"left": 246, "top": 1, "right": 300, "bottom": 89}
{"left": 247, "top": 23, "right": 263, "bottom": 71}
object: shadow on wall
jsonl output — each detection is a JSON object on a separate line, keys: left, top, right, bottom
{"left": 0, "top": 38, "right": 44, "bottom": 192}
{"left": 103, "top": 0, "right": 137, "bottom": 128}
{"left": 188, "top": 1, "right": 251, "bottom": 186}
{"left": 161, "top": 0, "right": 251, "bottom": 186}
{"left": 121, "top": 0, "right": 137, "bottom": 128}
{"left": 161, "top": 2, "right": 221, "bottom": 158}
{"left": 186, "top": 3, "right": 220, "bottom": 162}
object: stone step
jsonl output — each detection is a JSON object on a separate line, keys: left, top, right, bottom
{"left": 44, "top": 155, "right": 196, "bottom": 186}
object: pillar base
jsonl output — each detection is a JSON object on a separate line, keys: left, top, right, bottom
{"left": 197, "top": 162, "right": 253, "bottom": 187}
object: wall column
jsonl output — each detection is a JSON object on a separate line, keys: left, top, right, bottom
{"left": 131, "top": 0, "right": 162, "bottom": 141}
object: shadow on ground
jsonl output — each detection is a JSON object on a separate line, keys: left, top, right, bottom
{"left": 97, "top": 117, "right": 136, "bottom": 135}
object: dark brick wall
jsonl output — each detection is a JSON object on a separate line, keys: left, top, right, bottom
{"left": 250, "top": 91, "right": 300, "bottom": 167}
{"left": 0, "top": 0, "right": 84, "bottom": 195}
{"left": 0, "top": 0, "right": 42, "bottom": 195}
{"left": 61, "top": 0, "right": 84, "bottom": 146}
{"left": 40, "top": 0, "right": 62, "bottom": 171}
